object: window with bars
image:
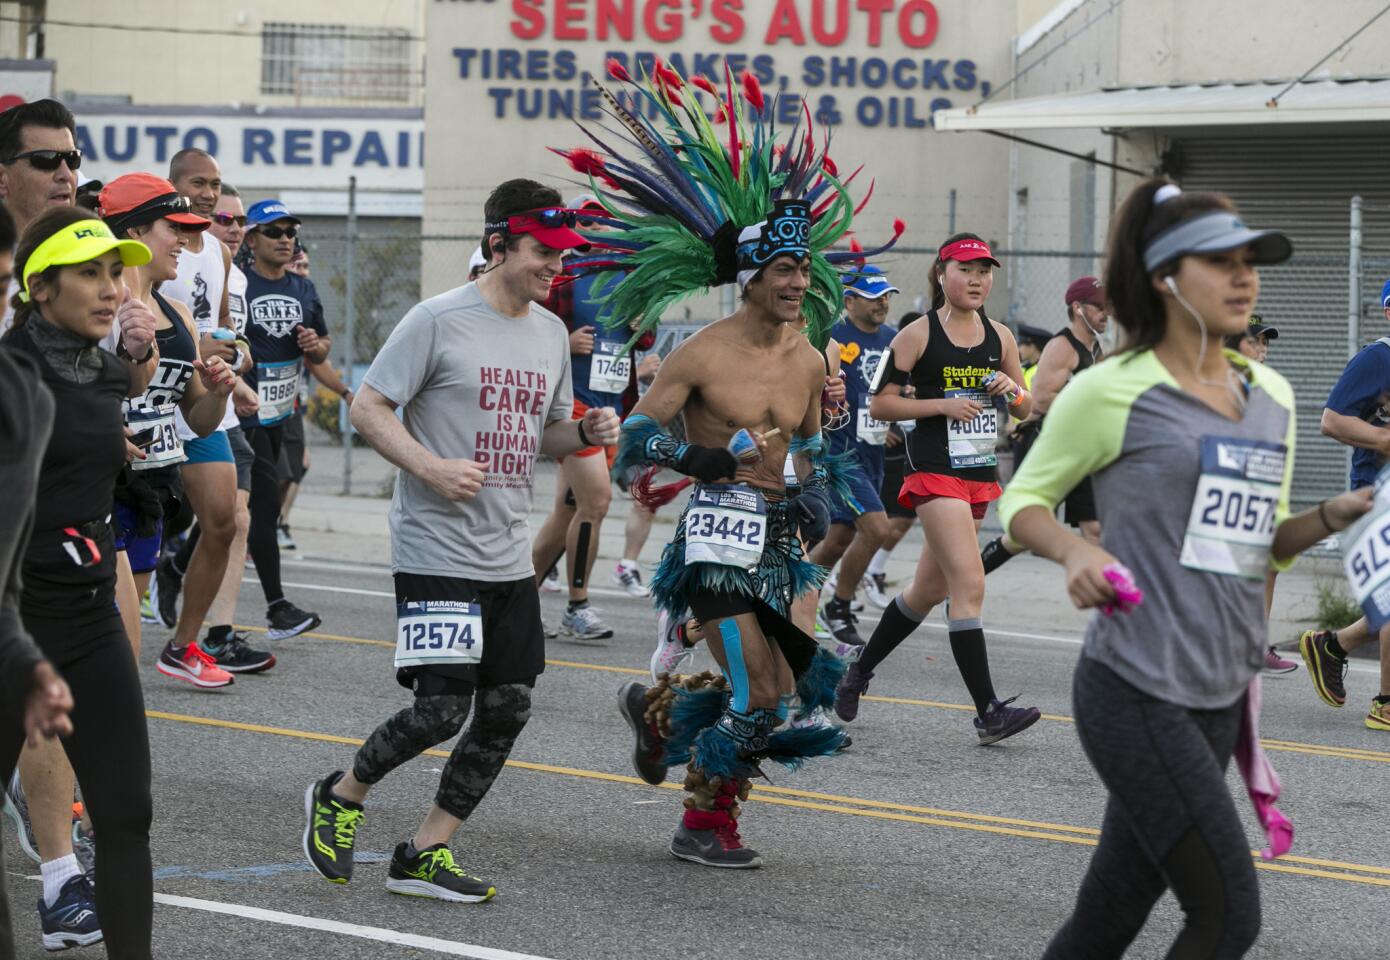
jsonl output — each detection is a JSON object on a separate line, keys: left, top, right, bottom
{"left": 260, "top": 22, "right": 414, "bottom": 102}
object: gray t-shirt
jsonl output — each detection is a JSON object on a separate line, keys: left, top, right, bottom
{"left": 999, "top": 349, "right": 1297, "bottom": 710}
{"left": 362, "top": 282, "right": 572, "bottom": 581}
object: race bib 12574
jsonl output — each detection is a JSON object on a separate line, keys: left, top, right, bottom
{"left": 394, "top": 600, "right": 484, "bottom": 670}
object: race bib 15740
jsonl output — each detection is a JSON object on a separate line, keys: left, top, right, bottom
{"left": 394, "top": 600, "right": 484, "bottom": 669}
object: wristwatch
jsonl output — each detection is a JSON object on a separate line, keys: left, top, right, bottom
{"left": 116, "top": 339, "right": 154, "bottom": 364}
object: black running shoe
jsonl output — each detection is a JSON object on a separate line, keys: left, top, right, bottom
{"left": 303, "top": 771, "right": 364, "bottom": 884}
{"left": 834, "top": 662, "right": 874, "bottom": 723}
{"left": 669, "top": 820, "right": 762, "bottom": 869}
{"left": 207, "top": 632, "right": 277, "bottom": 674}
{"left": 618, "top": 681, "right": 669, "bottom": 785}
{"left": 386, "top": 842, "right": 496, "bottom": 903}
{"left": 152, "top": 558, "right": 182, "bottom": 629}
{"left": 974, "top": 696, "right": 1041, "bottom": 745}
{"left": 822, "top": 598, "right": 863, "bottom": 650}
{"left": 980, "top": 537, "right": 1016, "bottom": 575}
{"left": 267, "top": 600, "right": 321, "bottom": 640}
{"left": 1299, "top": 629, "right": 1348, "bottom": 707}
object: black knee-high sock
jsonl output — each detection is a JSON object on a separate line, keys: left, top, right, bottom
{"left": 857, "top": 594, "right": 925, "bottom": 674}
{"left": 948, "top": 618, "right": 996, "bottom": 716}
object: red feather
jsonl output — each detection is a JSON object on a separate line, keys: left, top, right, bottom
{"left": 725, "top": 66, "right": 740, "bottom": 180}
{"left": 849, "top": 236, "right": 864, "bottom": 253}
{"left": 631, "top": 467, "right": 694, "bottom": 510}
{"left": 713, "top": 106, "right": 727, "bottom": 125}
{"left": 741, "top": 70, "right": 765, "bottom": 114}
{"left": 606, "top": 58, "right": 631, "bottom": 82}
{"left": 892, "top": 218, "right": 906, "bottom": 237}
{"left": 555, "top": 147, "right": 623, "bottom": 191}
{"left": 853, "top": 178, "right": 877, "bottom": 216}
{"left": 691, "top": 75, "right": 718, "bottom": 96}
{"left": 821, "top": 155, "right": 838, "bottom": 177}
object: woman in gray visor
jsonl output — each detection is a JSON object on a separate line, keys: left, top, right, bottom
{"left": 1000, "top": 179, "right": 1373, "bottom": 958}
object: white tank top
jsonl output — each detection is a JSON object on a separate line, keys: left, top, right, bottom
{"left": 168, "top": 234, "right": 238, "bottom": 437}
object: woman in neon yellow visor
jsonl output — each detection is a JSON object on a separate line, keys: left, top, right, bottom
{"left": 1, "top": 204, "right": 159, "bottom": 958}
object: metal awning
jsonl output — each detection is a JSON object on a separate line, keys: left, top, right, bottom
{"left": 933, "top": 77, "right": 1390, "bottom": 132}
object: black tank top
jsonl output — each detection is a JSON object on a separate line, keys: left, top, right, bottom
{"left": 124, "top": 291, "right": 198, "bottom": 475}
{"left": 1055, "top": 327, "right": 1097, "bottom": 374}
{"left": 904, "top": 309, "right": 1003, "bottom": 482}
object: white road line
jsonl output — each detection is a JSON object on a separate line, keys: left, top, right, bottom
{"left": 258, "top": 577, "right": 1383, "bottom": 676}
{"left": 153, "top": 893, "right": 562, "bottom": 960}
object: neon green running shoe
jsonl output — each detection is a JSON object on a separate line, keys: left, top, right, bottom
{"left": 302, "top": 771, "right": 364, "bottom": 883}
{"left": 386, "top": 842, "right": 496, "bottom": 903}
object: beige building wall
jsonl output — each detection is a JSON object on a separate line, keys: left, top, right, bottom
{"left": 423, "top": 1, "right": 1025, "bottom": 305}
{"left": 0, "top": 0, "right": 424, "bottom": 108}
{"left": 1008, "top": 0, "right": 1390, "bottom": 255}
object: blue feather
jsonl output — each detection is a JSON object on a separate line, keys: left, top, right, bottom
{"left": 764, "top": 723, "right": 847, "bottom": 771}
{"left": 663, "top": 686, "right": 729, "bottom": 765}
{"left": 690, "top": 725, "right": 748, "bottom": 779}
{"left": 794, "top": 647, "right": 846, "bottom": 713}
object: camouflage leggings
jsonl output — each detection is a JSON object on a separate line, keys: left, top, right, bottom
{"left": 352, "top": 682, "right": 533, "bottom": 821}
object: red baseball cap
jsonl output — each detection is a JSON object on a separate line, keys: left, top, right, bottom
{"left": 939, "top": 237, "right": 1000, "bottom": 267}
{"left": 1064, "top": 276, "right": 1105, "bottom": 308}
{"left": 100, "top": 172, "right": 208, "bottom": 236}
{"left": 484, "top": 206, "right": 589, "bottom": 252}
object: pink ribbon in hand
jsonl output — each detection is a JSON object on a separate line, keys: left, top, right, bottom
{"left": 1100, "top": 563, "right": 1144, "bottom": 616}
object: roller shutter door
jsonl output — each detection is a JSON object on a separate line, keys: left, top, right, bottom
{"left": 1170, "top": 133, "right": 1390, "bottom": 507}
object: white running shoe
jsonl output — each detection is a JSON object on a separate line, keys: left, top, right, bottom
{"left": 612, "top": 560, "right": 651, "bottom": 598}
{"left": 814, "top": 609, "right": 832, "bottom": 642}
{"left": 651, "top": 610, "right": 695, "bottom": 681}
{"left": 540, "top": 568, "right": 562, "bottom": 593}
{"left": 560, "top": 603, "right": 614, "bottom": 641}
{"left": 863, "top": 572, "right": 892, "bottom": 609}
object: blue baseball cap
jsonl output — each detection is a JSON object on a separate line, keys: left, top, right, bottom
{"left": 246, "top": 199, "right": 301, "bottom": 227}
{"left": 844, "top": 265, "right": 900, "bottom": 300}
{"left": 1381, "top": 277, "right": 1390, "bottom": 308}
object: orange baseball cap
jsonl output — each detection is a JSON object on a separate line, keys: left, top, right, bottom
{"left": 99, "top": 172, "right": 209, "bottom": 236}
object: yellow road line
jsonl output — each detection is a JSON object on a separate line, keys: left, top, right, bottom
{"left": 233, "top": 626, "right": 1390, "bottom": 766}
{"left": 146, "top": 709, "right": 1390, "bottom": 888}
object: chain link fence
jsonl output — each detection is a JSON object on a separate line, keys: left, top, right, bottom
{"left": 298, "top": 214, "right": 1377, "bottom": 507}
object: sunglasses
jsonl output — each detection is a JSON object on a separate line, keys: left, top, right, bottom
{"left": 484, "top": 207, "right": 580, "bottom": 235}
{"left": 212, "top": 212, "right": 247, "bottom": 227}
{"left": 2, "top": 149, "right": 82, "bottom": 172}
{"left": 257, "top": 225, "right": 298, "bottom": 240}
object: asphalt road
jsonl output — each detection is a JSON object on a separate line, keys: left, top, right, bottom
{"left": 4, "top": 529, "right": 1389, "bottom": 959}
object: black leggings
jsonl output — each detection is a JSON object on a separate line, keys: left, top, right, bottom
{"left": 353, "top": 681, "right": 533, "bottom": 822}
{"left": 0, "top": 611, "right": 154, "bottom": 960}
{"left": 241, "top": 424, "right": 285, "bottom": 606}
{"left": 1043, "top": 656, "right": 1259, "bottom": 960}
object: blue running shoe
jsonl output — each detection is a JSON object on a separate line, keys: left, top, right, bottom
{"left": 39, "top": 873, "right": 103, "bottom": 951}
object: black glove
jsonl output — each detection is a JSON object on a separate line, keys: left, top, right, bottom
{"left": 677, "top": 444, "right": 740, "bottom": 484}
{"left": 790, "top": 488, "right": 831, "bottom": 542}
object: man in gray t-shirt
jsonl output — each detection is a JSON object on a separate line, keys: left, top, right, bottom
{"left": 299, "top": 179, "right": 619, "bottom": 903}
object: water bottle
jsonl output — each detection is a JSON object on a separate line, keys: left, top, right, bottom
{"left": 981, "top": 371, "right": 1017, "bottom": 406}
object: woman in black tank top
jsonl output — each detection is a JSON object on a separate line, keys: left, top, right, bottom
{"left": 102, "top": 172, "right": 236, "bottom": 669}
{"left": 833, "top": 233, "right": 1043, "bottom": 745}
{"left": 1, "top": 207, "right": 167, "bottom": 959}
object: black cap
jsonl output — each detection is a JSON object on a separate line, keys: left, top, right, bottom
{"left": 1016, "top": 323, "right": 1052, "bottom": 347}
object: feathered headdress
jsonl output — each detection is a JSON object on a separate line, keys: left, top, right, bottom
{"left": 551, "top": 59, "right": 904, "bottom": 350}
